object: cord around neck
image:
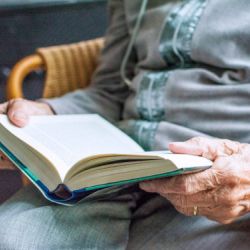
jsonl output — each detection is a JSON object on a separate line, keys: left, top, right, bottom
{"left": 120, "top": 0, "right": 148, "bottom": 87}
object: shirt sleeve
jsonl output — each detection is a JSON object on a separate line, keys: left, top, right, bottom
{"left": 43, "top": 0, "right": 136, "bottom": 123}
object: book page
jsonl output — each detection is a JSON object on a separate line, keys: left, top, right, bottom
{"left": 143, "top": 152, "right": 212, "bottom": 169}
{"left": 0, "top": 114, "right": 144, "bottom": 180}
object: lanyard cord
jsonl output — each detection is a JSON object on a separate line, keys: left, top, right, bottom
{"left": 120, "top": 0, "right": 148, "bottom": 87}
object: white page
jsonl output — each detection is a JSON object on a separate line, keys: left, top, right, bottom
{"left": 147, "top": 152, "right": 212, "bottom": 169}
{"left": 0, "top": 114, "right": 144, "bottom": 180}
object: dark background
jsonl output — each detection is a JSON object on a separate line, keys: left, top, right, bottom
{"left": 0, "top": 0, "right": 107, "bottom": 203}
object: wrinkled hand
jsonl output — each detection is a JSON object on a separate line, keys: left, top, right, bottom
{"left": 140, "top": 137, "right": 250, "bottom": 224}
{"left": 0, "top": 98, "right": 54, "bottom": 170}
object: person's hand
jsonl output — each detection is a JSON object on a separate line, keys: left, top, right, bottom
{"left": 0, "top": 98, "right": 54, "bottom": 127}
{"left": 0, "top": 152, "right": 16, "bottom": 170}
{"left": 139, "top": 137, "right": 250, "bottom": 224}
{"left": 0, "top": 98, "right": 54, "bottom": 170}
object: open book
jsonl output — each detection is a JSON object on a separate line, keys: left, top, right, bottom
{"left": 0, "top": 114, "right": 212, "bottom": 205}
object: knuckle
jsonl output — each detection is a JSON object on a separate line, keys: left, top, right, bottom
{"left": 241, "top": 202, "right": 250, "bottom": 213}
{"left": 202, "top": 145, "right": 217, "bottom": 160}
{"left": 227, "top": 209, "right": 239, "bottom": 218}
{"left": 221, "top": 139, "right": 235, "bottom": 147}
{"left": 213, "top": 157, "right": 228, "bottom": 168}
{"left": 208, "top": 168, "right": 221, "bottom": 187}
{"left": 189, "top": 136, "right": 204, "bottom": 145}
{"left": 213, "top": 158, "right": 232, "bottom": 178}
{"left": 221, "top": 190, "right": 238, "bottom": 206}
{"left": 221, "top": 139, "right": 241, "bottom": 155}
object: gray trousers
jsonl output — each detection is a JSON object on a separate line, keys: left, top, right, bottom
{"left": 0, "top": 185, "right": 250, "bottom": 250}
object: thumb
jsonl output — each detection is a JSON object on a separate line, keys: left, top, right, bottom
{"left": 7, "top": 100, "right": 30, "bottom": 127}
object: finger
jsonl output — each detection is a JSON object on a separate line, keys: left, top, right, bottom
{"left": 169, "top": 141, "right": 203, "bottom": 156}
{"left": 0, "top": 151, "right": 15, "bottom": 170}
{"left": 162, "top": 186, "right": 249, "bottom": 208}
{"left": 169, "top": 137, "right": 241, "bottom": 160}
{"left": 162, "top": 191, "right": 216, "bottom": 208}
{"left": 205, "top": 204, "right": 247, "bottom": 224}
{"left": 174, "top": 204, "right": 245, "bottom": 223}
{"left": 7, "top": 99, "right": 30, "bottom": 127}
{"left": 139, "top": 167, "right": 220, "bottom": 195}
{"left": 169, "top": 137, "right": 214, "bottom": 158}
{"left": 0, "top": 160, "right": 16, "bottom": 170}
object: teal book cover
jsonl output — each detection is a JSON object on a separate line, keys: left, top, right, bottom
{"left": 0, "top": 142, "right": 204, "bottom": 206}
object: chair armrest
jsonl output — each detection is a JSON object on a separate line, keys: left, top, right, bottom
{"left": 7, "top": 55, "right": 44, "bottom": 100}
{"left": 6, "top": 37, "right": 104, "bottom": 100}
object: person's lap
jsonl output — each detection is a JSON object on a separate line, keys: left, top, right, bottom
{"left": 128, "top": 194, "right": 250, "bottom": 250}
{"left": 0, "top": 185, "right": 250, "bottom": 250}
{"left": 0, "top": 185, "right": 137, "bottom": 250}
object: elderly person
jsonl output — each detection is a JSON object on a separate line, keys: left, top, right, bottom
{"left": 1, "top": 0, "right": 250, "bottom": 249}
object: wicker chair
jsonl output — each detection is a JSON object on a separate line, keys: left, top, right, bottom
{"left": 6, "top": 38, "right": 104, "bottom": 185}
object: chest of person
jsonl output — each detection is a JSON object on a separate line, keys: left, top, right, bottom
{"left": 124, "top": 0, "right": 250, "bottom": 72}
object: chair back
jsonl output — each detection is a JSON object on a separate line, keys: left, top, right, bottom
{"left": 37, "top": 38, "right": 104, "bottom": 98}
{"left": 7, "top": 38, "right": 104, "bottom": 100}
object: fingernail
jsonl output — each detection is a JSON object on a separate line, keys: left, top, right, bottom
{"left": 13, "top": 112, "right": 27, "bottom": 121}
